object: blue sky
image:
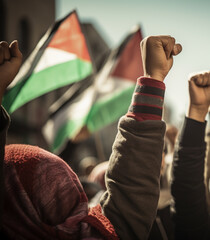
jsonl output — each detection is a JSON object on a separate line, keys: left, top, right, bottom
{"left": 56, "top": 0, "right": 210, "bottom": 125}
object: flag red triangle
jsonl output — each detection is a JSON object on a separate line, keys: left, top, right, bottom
{"left": 48, "top": 12, "right": 91, "bottom": 62}
{"left": 111, "top": 30, "right": 143, "bottom": 82}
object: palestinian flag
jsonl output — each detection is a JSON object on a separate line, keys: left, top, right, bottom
{"left": 43, "top": 26, "right": 143, "bottom": 153}
{"left": 86, "top": 26, "right": 143, "bottom": 133}
{"left": 3, "top": 10, "right": 93, "bottom": 113}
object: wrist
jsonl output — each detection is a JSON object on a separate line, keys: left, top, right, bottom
{"left": 126, "top": 77, "right": 165, "bottom": 121}
{"left": 144, "top": 72, "right": 165, "bottom": 82}
{"left": 187, "top": 104, "right": 208, "bottom": 122}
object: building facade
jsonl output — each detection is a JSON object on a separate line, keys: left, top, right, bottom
{"left": 0, "top": 0, "right": 55, "bottom": 60}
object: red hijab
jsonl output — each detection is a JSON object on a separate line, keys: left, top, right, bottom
{"left": 3, "top": 144, "right": 118, "bottom": 240}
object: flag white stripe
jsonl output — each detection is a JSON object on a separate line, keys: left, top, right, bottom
{"left": 34, "top": 47, "right": 77, "bottom": 73}
{"left": 95, "top": 76, "right": 134, "bottom": 101}
{"left": 43, "top": 86, "right": 95, "bottom": 144}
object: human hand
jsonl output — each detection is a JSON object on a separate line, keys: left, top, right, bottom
{"left": 0, "top": 40, "right": 22, "bottom": 104}
{"left": 140, "top": 35, "right": 182, "bottom": 82}
{"left": 188, "top": 72, "right": 210, "bottom": 122}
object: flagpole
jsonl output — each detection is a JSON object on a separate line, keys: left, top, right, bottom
{"left": 79, "top": 11, "right": 106, "bottom": 164}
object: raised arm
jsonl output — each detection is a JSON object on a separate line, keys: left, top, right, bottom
{"left": 0, "top": 40, "right": 22, "bottom": 229}
{"left": 171, "top": 72, "right": 210, "bottom": 240}
{"left": 100, "top": 36, "right": 182, "bottom": 240}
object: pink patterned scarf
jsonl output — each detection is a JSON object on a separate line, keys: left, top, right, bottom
{"left": 3, "top": 144, "right": 118, "bottom": 240}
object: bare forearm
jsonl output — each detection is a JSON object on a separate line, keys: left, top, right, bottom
{"left": 187, "top": 105, "right": 208, "bottom": 122}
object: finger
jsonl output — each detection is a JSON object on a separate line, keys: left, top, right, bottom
{"left": 172, "top": 44, "right": 182, "bottom": 56}
{"left": 160, "top": 36, "right": 175, "bottom": 59}
{"left": 0, "top": 41, "right": 11, "bottom": 61}
{"left": 190, "top": 74, "right": 199, "bottom": 84}
{"left": 193, "top": 74, "right": 203, "bottom": 86}
{"left": 203, "top": 71, "right": 210, "bottom": 86}
{"left": 207, "top": 72, "right": 210, "bottom": 86}
{"left": 191, "top": 72, "right": 210, "bottom": 86}
{"left": 9, "top": 40, "right": 22, "bottom": 58}
{"left": 9, "top": 40, "right": 22, "bottom": 67}
{"left": 189, "top": 78, "right": 196, "bottom": 88}
{"left": 194, "top": 74, "right": 205, "bottom": 86}
{"left": 203, "top": 72, "right": 209, "bottom": 86}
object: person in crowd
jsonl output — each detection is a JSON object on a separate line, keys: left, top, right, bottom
{"left": 88, "top": 161, "right": 109, "bottom": 191}
{"left": 78, "top": 156, "right": 98, "bottom": 178}
{"left": 0, "top": 40, "right": 23, "bottom": 231}
{"left": 87, "top": 161, "right": 109, "bottom": 208}
{"left": 171, "top": 71, "right": 210, "bottom": 239}
{"left": 166, "top": 125, "right": 178, "bottom": 153}
{"left": 0, "top": 35, "right": 182, "bottom": 239}
{"left": 148, "top": 136, "right": 174, "bottom": 240}
{"left": 163, "top": 125, "right": 178, "bottom": 191}
{"left": 99, "top": 35, "right": 182, "bottom": 239}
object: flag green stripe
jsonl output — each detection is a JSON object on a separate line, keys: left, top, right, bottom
{"left": 3, "top": 59, "right": 92, "bottom": 113}
{"left": 52, "top": 85, "right": 135, "bottom": 152}
{"left": 52, "top": 116, "right": 86, "bottom": 152}
{"left": 87, "top": 85, "right": 135, "bottom": 132}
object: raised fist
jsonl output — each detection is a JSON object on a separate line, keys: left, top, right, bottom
{"left": 188, "top": 71, "right": 210, "bottom": 121}
{"left": 140, "top": 35, "right": 182, "bottom": 82}
{"left": 0, "top": 40, "right": 22, "bottom": 98}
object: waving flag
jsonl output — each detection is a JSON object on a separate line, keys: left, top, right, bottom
{"left": 3, "top": 10, "right": 93, "bottom": 113}
{"left": 43, "top": 26, "right": 143, "bottom": 153}
{"left": 86, "top": 26, "right": 143, "bottom": 133}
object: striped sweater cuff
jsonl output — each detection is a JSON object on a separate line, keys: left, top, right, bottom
{"left": 126, "top": 77, "right": 165, "bottom": 121}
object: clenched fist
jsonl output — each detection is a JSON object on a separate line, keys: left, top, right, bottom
{"left": 140, "top": 35, "right": 182, "bottom": 82}
{"left": 0, "top": 40, "right": 22, "bottom": 104}
{"left": 188, "top": 71, "right": 210, "bottom": 122}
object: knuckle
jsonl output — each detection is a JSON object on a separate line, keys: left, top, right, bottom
{"left": 0, "top": 41, "right": 9, "bottom": 48}
{"left": 140, "top": 36, "right": 155, "bottom": 49}
{"left": 171, "top": 37, "right": 175, "bottom": 43}
{"left": 146, "top": 36, "right": 156, "bottom": 43}
{"left": 204, "top": 72, "right": 208, "bottom": 79}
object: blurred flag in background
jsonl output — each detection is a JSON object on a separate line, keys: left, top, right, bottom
{"left": 3, "top": 10, "right": 93, "bottom": 113}
{"left": 43, "top": 26, "right": 143, "bottom": 153}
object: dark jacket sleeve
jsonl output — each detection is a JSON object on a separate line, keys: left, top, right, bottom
{"left": 0, "top": 106, "right": 10, "bottom": 229}
{"left": 171, "top": 117, "right": 210, "bottom": 240}
{"left": 100, "top": 116, "right": 166, "bottom": 240}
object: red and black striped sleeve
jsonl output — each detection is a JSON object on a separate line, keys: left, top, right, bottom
{"left": 126, "top": 77, "right": 165, "bottom": 121}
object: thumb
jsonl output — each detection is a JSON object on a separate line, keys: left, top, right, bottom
{"left": 172, "top": 44, "right": 182, "bottom": 56}
{"left": 189, "top": 78, "right": 197, "bottom": 89}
